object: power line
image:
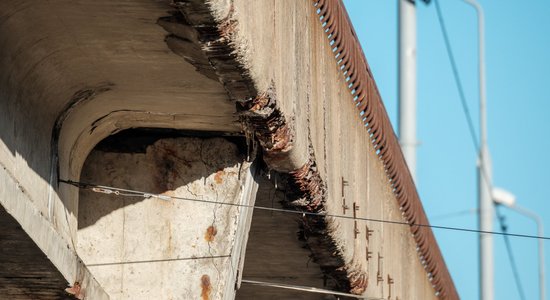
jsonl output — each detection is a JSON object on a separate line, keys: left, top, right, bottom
{"left": 495, "top": 206, "right": 527, "bottom": 300}
{"left": 241, "top": 279, "right": 382, "bottom": 300}
{"left": 87, "top": 255, "right": 231, "bottom": 267}
{"left": 59, "top": 179, "right": 550, "bottom": 241}
{"left": 433, "top": 0, "right": 527, "bottom": 297}
{"left": 433, "top": 0, "right": 479, "bottom": 152}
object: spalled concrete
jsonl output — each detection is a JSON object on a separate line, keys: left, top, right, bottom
{"left": 77, "top": 137, "right": 254, "bottom": 299}
{"left": 0, "top": 0, "right": 243, "bottom": 297}
{"left": 208, "top": 0, "right": 445, "bottom": 298}
{"left": 0, "top": 0, "right": 453, "bottom": 298}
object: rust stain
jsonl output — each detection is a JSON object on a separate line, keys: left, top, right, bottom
{"left": 162, "top": 190, "right": 175, "bottom": 197}
{"left": 214, "top": 170, "right": 224, "bottom": 184}
{"left": 204, "top": 226, "right": 217, "bottom": 242}
{"left": 313, "top": 0, "right": 458, "bottom": 297}
{"left": 200, "top": 275, "right": 211, "bottom": 300}
{"left": 65, "top": 282, "right": 84, "bottom": 300}
{"left": 290, "top": 159, "right": 325, "bottom": 210}
{"left": 348, "top": 269, "right": 368, "bottom": 295}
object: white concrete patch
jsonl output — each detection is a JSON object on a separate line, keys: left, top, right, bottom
{"left": 77, "top": 137, "right": 255, "bottom": 300}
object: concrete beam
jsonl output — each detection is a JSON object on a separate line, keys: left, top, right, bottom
{"left": 0, "top": 165, "right": 109, "bottom": 299}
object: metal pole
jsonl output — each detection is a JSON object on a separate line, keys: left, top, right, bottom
{"left": 398, "top": 0, "right": 417, "bottom": 182}
{"left": 460, "top": 1, "right": 492, "bottom": 299}
{"left": 509, "top": 205, "right": 545, "bottom": 300}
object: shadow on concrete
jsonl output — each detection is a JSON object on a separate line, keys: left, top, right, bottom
{"left": 0, "top": 206, "right": 77, "bottom": 299}
{"left": 236, "top": 174, "right": 349, "bottom": 300}
{"left": 77, "top": 129, "right": 247, "bottom": 230}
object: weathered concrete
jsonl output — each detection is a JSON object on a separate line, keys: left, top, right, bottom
{"left": 0, "top": 0, "right": 454, "bottom": 298}
{"left": 0, "top": 205, "right": 74, "bottom": 299}
{"left": 0, "top": 0, "right": 243, "bottom": 296}
{"left": 236, "top": 175, "right": 329, "bottom": 300}
{"left": 208, "top": 0, "right": 444, "bottom": 298}
{"left": 77, "top": 137, "right": 255, "bottom": 299}
{"left": 0, "top": 164, "right": 109, "bottom": 299}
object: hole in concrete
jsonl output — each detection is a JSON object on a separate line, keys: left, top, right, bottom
{"left": 95, "top": 128, "right": 247, "bottom": 154}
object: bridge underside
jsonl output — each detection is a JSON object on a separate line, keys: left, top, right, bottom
{"left": 0, "top": 206, "right": 74, "bottom": 299}
{"left": 0, "top": 0, "right": 255, "bottom": 298}
{"left": 0, "top": 0, "right": 457, "bottom": 299}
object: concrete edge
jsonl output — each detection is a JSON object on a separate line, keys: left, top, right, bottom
{"left": 0, "top": 164, "right": 109, "bottom": 300}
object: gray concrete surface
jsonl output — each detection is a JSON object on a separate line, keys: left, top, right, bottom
{"left": 210, "top": 0, "right": 441, "bottom": 298}
{"left": 0, "top": 1, "right": 241, "bottom": 297}
{"left": 77, "top": 137, "right": 253, "bottom": 299}
{"left": 0, "top": 204, "right": 74, "bottom": 299}
{"left": 0, "top": 0, "right": 448, "bottom": 299}
{"left": 236, "top": 175, "right": 328, "bottom": 300}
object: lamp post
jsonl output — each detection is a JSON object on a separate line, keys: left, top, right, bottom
{"left": 456, "top": 1, "right": 492, "bottom": 299}
{"left": 398, "top": 0, "right": 418, "bottom": 182}
{"left": 493, "top": 188, "right": 545, "bottom": 300}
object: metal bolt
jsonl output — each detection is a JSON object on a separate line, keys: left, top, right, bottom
{"left": 342, "top": 200, "right": 349, "bottom": 214}
{"left": 377, "top": 271, "right": 384, "bottom": 285}
{"left": 366, "top": 247, "right": 372, "bottom": 261}
{"left": 377, "top": 252, "right": 384, "bottom": 285}
{"left": 341, "top": 177, "right": 349, "bottom": 214}
{"left": 365, "top": 225, "right": 374, "bottom": 243}
{"left": 341, "top": 177, "right": 349, "bottom": 196}
{"left": 353, "top": 202, "right": 359, "bottom": 218}
{"left": 388, "top": 274, "right": 394, "bottom": 299}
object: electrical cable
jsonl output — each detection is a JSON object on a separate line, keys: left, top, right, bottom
{"left": 87, "top": 255, "right": 231, "bottom": 267}
{"left": 433, "top": 0, "right": 479, "bottom": 152}
{"left": 495, "top": 206, "right": 527, "bottom": 300}
{"left": 433, "top": 0, "right": 527, "bottom": 297}
{"left": 59, "top": 179, "right": 550, "bottom": 241}
{"left": 240, "top": 279, "right": 383, "bottom": 300}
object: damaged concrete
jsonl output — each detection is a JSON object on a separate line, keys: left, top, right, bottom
{"left": 159, "top": 0, "right": 257, "bottom": 100}
{"left": 204, "top": 0, "right": 448, "bottom": 298}
{"left": 238, "top": 89, "right": 308, "bottom": 174}
{"left": 0, "top": 0, "right": 454, "bottom": 298}
{"left": 77, "top": 136, "right": 255, "bottom": 299}
{"left": 235, "top": 174, "right": 334, "bottom": 300}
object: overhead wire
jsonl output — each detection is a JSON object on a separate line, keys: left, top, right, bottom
{"left": 433, "top": 0, "right": 479, "bottom": 152}
{"left": 433, "top": 0, "right": 527, "bottom": 298}
{"left": 87, "top": 255, "right": 231, "bottom": 267}
{"left": 495, "top": 206, "right": 527, "bottom": 300}
{"left": 59, "top": 179, "right": 550, "bottom": 241}
{"left": 240, "top": 279, "right": 383, "bottom": 300}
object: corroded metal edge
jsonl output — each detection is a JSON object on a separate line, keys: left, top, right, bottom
{"left": 167, "top": 0, "right": 356, "bottom": 294}
{"left": 238, "top": 89, "right": 324, "bottom": 211}
{"left": 311, "top": 0, "right": 459, "bottom": 298}
{"left": 238, "top": 90, "right": 369, "bottom": 294}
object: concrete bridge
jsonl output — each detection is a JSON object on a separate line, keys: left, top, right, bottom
{"left": 0, "top": 0, "right": 458, "bottom": 299}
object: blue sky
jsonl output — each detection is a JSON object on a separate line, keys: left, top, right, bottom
{"left": 343, "top": 0, "right": 550, "bottom": 299}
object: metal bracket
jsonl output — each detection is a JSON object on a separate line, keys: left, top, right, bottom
{"left": 366, "top": 246, "right": 372, "bottom": 261}
{"left": 353, "top": 202, "right": 359, "bottom": 218}
{"left": 341, "top": 177, "right": 349, "bottom": 214}
{"left": 365, "top": 224, "right": 374, "bottom": 243}
{"left": 377, "top": 253, "right": 384, "bottom": 285}
{"left": 377, "top": 271, "right": 384, "bottom": 285}
{"left": 388, "top": 274, "right": 395, "bottom": 299}
{"left": 342, "top": 200, "right": 349, "bottom": 214}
